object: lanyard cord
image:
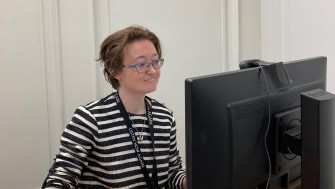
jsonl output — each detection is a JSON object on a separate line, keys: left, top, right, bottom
{"left": 114, "top": 92, "right": 158, "bottom": 189}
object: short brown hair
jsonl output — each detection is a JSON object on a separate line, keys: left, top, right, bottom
{"left": 97, "top": 25, "right": 162, "bottom": 90}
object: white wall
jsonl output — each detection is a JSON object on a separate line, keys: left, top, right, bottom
{"left": 239, "top": 0, "right": 261, "bottom": 61}
{"left": 0, "top": 1, "right": 50, "bottom": 188}
{"left": 260, "top": 0, "right": 335, "bottom": 93}
{"left": 288, "top": 0, "right": 335, "bottom": 93}
{"left": 240, "top": 0, "right": 335, "bottom": 92}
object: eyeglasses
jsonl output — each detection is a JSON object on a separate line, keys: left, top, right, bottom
{"left": 123, "top": 59, "right": 164, "bottom": 74}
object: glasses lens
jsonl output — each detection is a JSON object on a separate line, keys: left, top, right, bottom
{"left": 136, "top": 66, "right": 146, "bottom": 73}
{"left": 153, "top": 59, "right": 164, "bottom": 69}
{"left": 135, "top": 59, "right": 164, "bottom": 73}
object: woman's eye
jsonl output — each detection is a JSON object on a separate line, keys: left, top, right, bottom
{"left": 135, "top": 63, "right": 145, "bottom": 68}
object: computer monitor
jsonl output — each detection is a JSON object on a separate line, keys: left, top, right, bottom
{"left": 185, "top": 56, "right": 328, "bottom": 189}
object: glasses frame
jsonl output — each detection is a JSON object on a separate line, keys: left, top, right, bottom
{"left": 122, "top": 58, "right": 164, "bottom": 74}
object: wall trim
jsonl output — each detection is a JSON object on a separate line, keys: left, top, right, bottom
{"left": 221, "top": 0, "right": 227, "bottom": 71}
{"left": 276, "top": 0, "right": 290, "bottom": 61}
{"left": 225, "top": 0, "right": 240, "bottom": 71}
{"left": 261, "top": 0, "right": 291, "bottom": 62}
{"left": 41, "top": 0, "right": 64, "bottom": 163}
{"left": 93, "top": 0, "right": 112, "bottom": 98}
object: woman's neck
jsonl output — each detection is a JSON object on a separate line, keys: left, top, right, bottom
{"left": 117, "top": 89, "right": 146, "bottom": 114}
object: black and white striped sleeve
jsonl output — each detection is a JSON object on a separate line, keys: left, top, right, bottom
{"left": 167, "top": 118, "right": 186, "bottom": 189}
{"left": 43, "top": 106, "right": 97, "bottom": 189}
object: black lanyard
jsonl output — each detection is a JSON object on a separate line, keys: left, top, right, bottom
{"left": 114, "top": 92, "right": 158, "bottom": 189}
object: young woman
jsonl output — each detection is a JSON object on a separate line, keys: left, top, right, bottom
{"left": 42, "top": 25, "right": 187, "bottom": 189}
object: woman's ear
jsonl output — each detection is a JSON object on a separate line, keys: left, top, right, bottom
{"left": 109, "top": 68, "right": 120, "bottom": 80}
{"left": 114, "top": 73, "right": 120, "bottom": 80}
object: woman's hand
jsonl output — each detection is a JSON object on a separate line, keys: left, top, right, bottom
{"left": 182, "top": 177, "right": 187, "bottom": 189}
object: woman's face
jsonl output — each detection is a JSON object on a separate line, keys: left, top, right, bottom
{"left": 115, "top": 39, "right": 161, "bottom": 96}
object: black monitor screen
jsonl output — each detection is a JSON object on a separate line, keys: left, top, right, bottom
{"left": 185, "top": 56, "right": 327, "bottom": 189}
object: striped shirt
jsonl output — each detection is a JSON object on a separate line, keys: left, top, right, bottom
{"left": 43, "top": 93, "right": 186, "bottom": 189}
